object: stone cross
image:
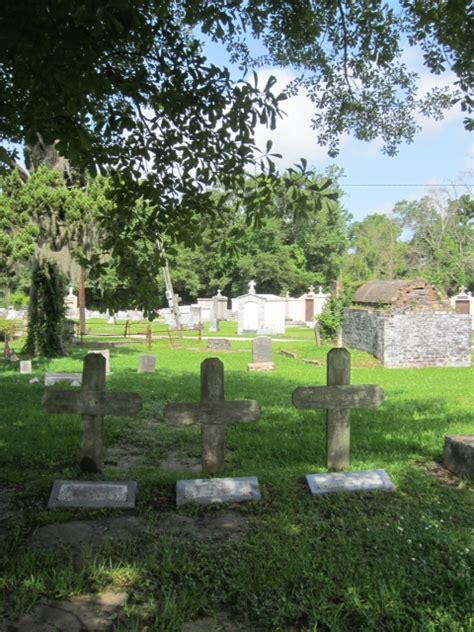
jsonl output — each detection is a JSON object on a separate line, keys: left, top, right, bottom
{"left": 43, "top": 353, "right": 143, "bottom": 473}
{"left": 248, "top": 280, "right": 256, "bottom": 294}
{"left": 292, "top": 348, "right": 384, "bottom": 471}
{"left": 164, "top": 358, "right": 261, "bottom": 474}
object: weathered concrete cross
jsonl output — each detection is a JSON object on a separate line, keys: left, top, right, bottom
{"left": 164, "top": 357, "right": 261, "bottom": 474}
{"left": 292, "top": 347, "right": 384, "bottom": 471}
{"left": 43, "top": 353, "right": 143, "bottom": 473}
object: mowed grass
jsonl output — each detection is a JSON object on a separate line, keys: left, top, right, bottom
{"left": 0, "top": 336, "right": 473, "bottom": 631}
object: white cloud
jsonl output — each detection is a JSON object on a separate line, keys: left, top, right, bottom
{"left": 251, "top": 68, "right": 330, "bottom": 170}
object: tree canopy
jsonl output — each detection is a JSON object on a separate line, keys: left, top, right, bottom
{"left": 1, "top": 1, "right": 472, "bottom": 245}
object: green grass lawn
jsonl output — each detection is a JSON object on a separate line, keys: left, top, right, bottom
{"left": 0, "top": 336, "right": 473, "bottom": 630}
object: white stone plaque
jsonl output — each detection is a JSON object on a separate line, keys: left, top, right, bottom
{"left": 176, "top": 476, "right": 261, "bottom": 506}
{"left": 306, "top": 470, "right": 395, "bottom": 496}
{"left": 48, "top": 480, "right": 137, "bottom": 508}
{"left": 45, "top": 373, "right": 82, "bottom": 386}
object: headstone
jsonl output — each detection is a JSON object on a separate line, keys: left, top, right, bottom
{"left": 293, "top": 347, "right": 384, "bottom": 471}
{"left": 164, "top": 357, "right": 261, "bottom": 474}
{"left": 138, "top": 354, "right": 156, "bottom": 373}
{"left": 207, "top": 338, "right": 231, "bottom": 351}
{"left": 176, "top": 476, "right": 261, "bottom": 506}
{"left": 443, "top": 436, "right": 474, "bottom": 479}
{"left": 45, "top": 373, "right": 82, "bottom": 386}
{"left": 48, "top": 480, "right": 137, "bottom": 508}
{"left": 43, "top": 354, "right": 142, "bottom": 472}
{"left": 209, "top": 296, "right": 220, "bottom": 332}
{"left": 10, "top": 353, "right": 19, "bottom": 362}
{"left": 29, "top": 377, "right": 40, "bottom": 384}
{"left": 248, "top": 335, "right": 274, "bottom": 372}
{"left": 20, "top": 360, "right": 32, "bottom": 375}
{"left": 88, "top": 349, "right": 111, "bottom": 374}
{"left": 306, "top": 470, "right": 395, "bottom": 495}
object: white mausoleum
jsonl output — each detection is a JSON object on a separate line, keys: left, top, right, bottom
{"left": 233, "top": 281, "right": 286, "bottom": 335}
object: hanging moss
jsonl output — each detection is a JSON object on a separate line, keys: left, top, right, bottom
{"left": 24, "top": 261, "right": 68, "bottom": 357}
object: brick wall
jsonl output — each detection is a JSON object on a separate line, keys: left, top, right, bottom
{"left": 343, "top": 309, "right": 472, "bottom": 368}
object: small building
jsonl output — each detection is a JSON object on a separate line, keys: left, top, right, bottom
{"left": 450, "top": 288, "right": 474, "bottom": 330}
{"left": 343, "top": 279, "right": 472, "bottom": 368}
{"left": 233, "top": 281, "right": 286, "bottom": 335}
{"left": 286, "top": 286, "right": 330, "bottom": 326}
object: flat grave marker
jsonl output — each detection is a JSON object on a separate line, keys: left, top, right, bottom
{"left": 207, "top": 339, "right": 231, "bottom": 351}
{"left": 164, "top": 357, "right": 261, "bottom": 474}
{"left": 48, "top": 480, "right": 137, "bottom": 508}
{"left": 306, "top": 470, "right": 395, "bottom": 496}
{"left": 45, "top": 372, "right": 82, "bottom": 386}
{"left": 43, "top": 354, "right": 142, "bottom": 472}
{"left": 176, "top": 476, "right": 261, "bottom": 506}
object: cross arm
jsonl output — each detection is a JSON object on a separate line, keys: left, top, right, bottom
{"left": 43, "top": 391, "right": 143, "bottom": 416}
{"left": 293, "top": 385, "right": 384, "bottom": 410}
{"left": 163, "top": 400, "right": 261, "bottom": 426}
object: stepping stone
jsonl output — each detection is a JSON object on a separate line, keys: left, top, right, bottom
{"left": 443, "top": 435, "right": 474, "bottom": 479}
{"left": 30, "top": 516, "right": 145, "bottom": 553}
{"left": 47, "top": 480, "right": 137, "bottom": 509}
{"left": 156, "top": 511, "right": 250, "bottom": 541}
{"left": 306, "top": 470, "right": 395, "bottom": 495}
{"left": 3, "top": 591, "right": 126, "bottom": 631}
{"left": 176, "top": 476, "right": 261, "bottom": 506}
{"left": 44, "top": 372, "right": 82, "bottom": 386}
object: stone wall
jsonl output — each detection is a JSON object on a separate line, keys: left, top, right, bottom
{"left": 383, "top": 313, "right": 472, "bottom": 368}
{"left": 342, "top": 309, "right": 385, "bottom": 362}
{"left": 343, "top": 309, "right": 472, "bottom": 368}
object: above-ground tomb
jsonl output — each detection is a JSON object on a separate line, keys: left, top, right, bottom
{"left": 343, "top": 279, "right": 472, "bottom": 368}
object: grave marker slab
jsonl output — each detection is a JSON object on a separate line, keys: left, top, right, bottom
{"left": 293, "top": 348, "right": 384, "bottom": 471}
{"left": 43, "top": 354, "right": 142, "bottom": 472}
{"left": 164, "top": 358, "right": 261, "bottom": 474}
{"left": 176, "top": 476, "right": 261, "bottom": 505}
{"left": 306, "top": 470, "right": 395, "bottom": 495}
{"left": 20, "top": 360, "right": 32, "bottom": 375}
{"left": 248, "top": 336, "right": 275, "bottom": 372}
{"left": 48, "top": 480, "right": 137, "bottom": 508}
{"left": 207, "top": 338, "right": 231, "bottom": 351}
{"left": 138, "top": 354, "right": 156, "bottom": 373}
{"left": 45, "top": 372, "right": 82, "bottom": 386}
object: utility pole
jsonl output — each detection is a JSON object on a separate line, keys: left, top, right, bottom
{"left": 157, "top": 240, "right": 182, "bottom": 334}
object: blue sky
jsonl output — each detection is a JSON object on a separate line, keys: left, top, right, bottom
{"left": 203, "top": 38, "right": 473, "bottom": 224}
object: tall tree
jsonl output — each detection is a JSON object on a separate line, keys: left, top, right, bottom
{"left": 347, "top": 213, "right": 408, "bottom": 282}
{"left": 393, "top": 192, "right": 474, "bottom": 294}
{"left": 0, "top": 1, "right": 471, "bottom": 250}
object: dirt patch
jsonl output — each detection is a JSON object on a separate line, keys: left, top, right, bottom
{"left": 418, "top": 459, "right": 465, "bottom": 487}
{"left": 182, "top": 611, "right": 253, "bottom": 631}
{"left": 29, "top": 515, "right": 145, "bottom": 555}
{"left": 0, "top": 484, "right": 25, "bottom": 538}
{"left": 159, "top": 452, "right": 202, "bottom": 473}
{"left": 104, "top": 446, "right": 154, "bottom": 471}
{"left": 2, "top": 590, "right": 126, "bottom": 631}
{"left": 156, "top": 510, "right": 251, "bottom": 542}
